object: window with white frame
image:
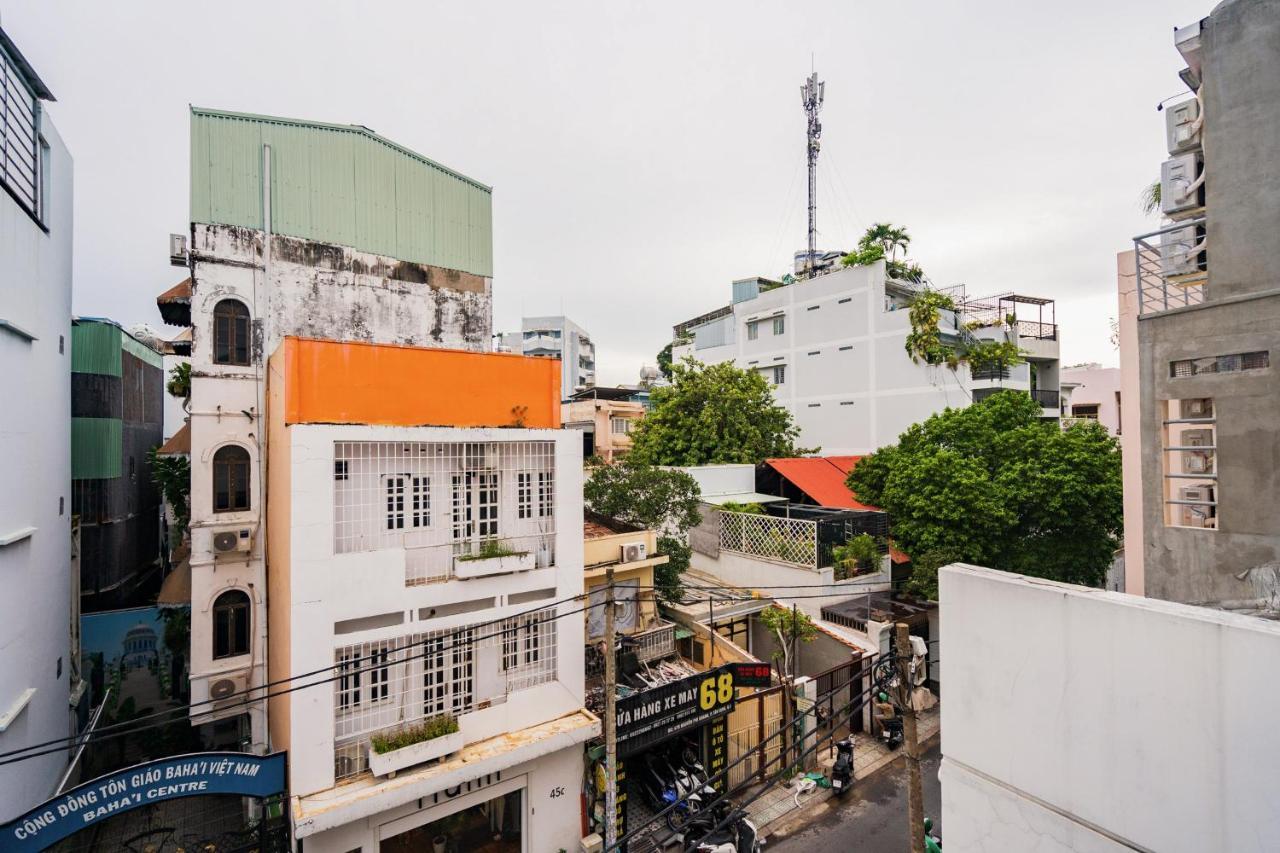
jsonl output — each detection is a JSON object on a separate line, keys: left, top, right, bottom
{"left": 762, "top": 365, "right": 786, "bottom": 385}
{"left": 538, "top": 471, "right": 554, "bottom": 518}
{"left": 385, "top": 475, "right": 406, "bottom": 530}
{"left": 747, "top": 321, "right": 759, "bottom": 341}
{"left": 611, "top": 418, "right": 631, "bottom": 435}
{"left": 369, "top": 644, "right": 391, "bottom": 702}
{"left": 772, "top": 316, "right": 785, "bottom": 335}
{"left": 518, "top": 471, "right": 533, "bottom": 519}
{"left": 337, "top": 649, "right": 362, "bottom": 710}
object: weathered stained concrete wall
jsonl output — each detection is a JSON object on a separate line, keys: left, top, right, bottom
{"left": 1137, "top": 292, "right": 1280, "bottom": 604}
{"left": 1201, "top": 0, "right": 1280, "bottom": 300}
{"left": 190, "top": 223, "right": 491, "bottom": 362}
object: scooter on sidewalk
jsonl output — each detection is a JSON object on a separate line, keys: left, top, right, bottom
{"left": 829, "top": 736, "right": 854, "bottom": 795}
{"left": 682, "top": 806, "right": 762, "bottom": 853}
{"left": 880, "top": 716, "right": 904, "bottom": 750}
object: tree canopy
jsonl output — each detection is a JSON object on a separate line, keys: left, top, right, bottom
{"left": 628, "top": 357, "right": 812, "bottom": 465}
{"left": 584, "top": 459, "right": 703, "bottom": 602}
{"left": 847, "top": 390, "right": 1122, "bottom": 598}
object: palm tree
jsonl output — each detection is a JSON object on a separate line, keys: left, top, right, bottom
{"left": 858, "top": 222, "right": 911, "bottom": 261}
{"left": 1140, "top": 180, "right": 1162, "bottom": 216}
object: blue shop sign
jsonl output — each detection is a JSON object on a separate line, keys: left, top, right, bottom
{"left": 0, "top": 751, "right": 287, "bottom": 853}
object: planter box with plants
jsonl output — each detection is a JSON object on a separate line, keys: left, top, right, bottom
{"left": 368, "top": 715, "right": 464, "bottom": 778}
{"left": 453, "top": 540, "right": 535, "bottom": 579}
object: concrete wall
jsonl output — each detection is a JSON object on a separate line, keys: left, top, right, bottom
{"left": 673, "top": 263, "right": 1059, "bottom": 454}
{"left": 1116, "top": 251, "right": 1145, "bottom": 595}
{"left": 0, "top": 112, "right": 73, "bottom": 820}
{"left": 1201, "top": 0, "right": 1280, "bottom": 300}
{"left": 939, "top": 563, "right": 1280, "bottom": 853}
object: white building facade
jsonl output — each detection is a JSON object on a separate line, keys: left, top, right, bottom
{"left": 175, "top": 108, "right": 494, "bottom": 753}
{"left": 0, "top": 28, "right": 76, "bottom": 821}
{"left": 1061, "top": 363, "right": 1122, "bottom": 434}
{"left": 940, "top": 563, "right": 1280, "bottom": 852}
{"left": 266, "top": 340, "right": 596, "bottom": 852}
{"left": 672, "top": 266, "right": 1061, "bottom": 454}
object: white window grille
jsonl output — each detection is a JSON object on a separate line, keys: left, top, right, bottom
{"left": 333, "top": 609, "right": 559, "bottom": 780}
{"left": 334, "top": 441, "right": 556, "bottom": 585}
{"left": 719, "top": 510, "right": 817, "bottom": 568}
{"left": 611, "top": 418, "right": 631, "bottom": 435}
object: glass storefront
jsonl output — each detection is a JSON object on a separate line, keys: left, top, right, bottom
{"left": 381, "top": 790, "right": 522, "bottom": 853}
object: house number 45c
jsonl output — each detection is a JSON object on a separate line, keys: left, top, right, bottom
{"left": 550, "top": 786, "right": 566, "bottom": 798}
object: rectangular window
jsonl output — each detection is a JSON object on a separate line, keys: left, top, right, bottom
{"left": 772, "top": 316, "right": 785, "bottom": 335}
{"left": 0, "top": 49, "right": 41, "bottom": 218}
{"left": 334, "top": 460, "right": 349, "bottom": 481}
{"left": 385, "top": 476, "right": 406, "bottom": 530}
{"left": 338, "top": 650, "right": 362, "bottom": 710}
{"left": 773, "top": 365, "right": 786, "bottom": 385}
{"left": 747, "top": 322, "right": 759, "bottom": 341}
{"left": 518, "top": 472, "right": 533, "bottom": 519}
{"left": 411, "top": 476, "right": 430, "bottom": 528}
{"left": 477, "top": 473, "right": 499, "bottom": 537}
{"left": 538, "top": 472, "right": 554, "bottom": 518}
{"left": 611, "top": 418, "right": 631, "bottom": 435}
{"left": 1171, "top": 350, "right": 1269, "bottom": 377}
{"left": 369, "top": 645, "right": 390, "bottom": 702}
{"left": 1162, "top": 397, "right": 1218, "bottom": 530}
{"left": 1071, "top": 404, "right": 1100, "bottom": 419}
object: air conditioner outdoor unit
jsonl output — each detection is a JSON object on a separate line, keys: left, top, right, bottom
{"left": 208, "top": 671, "right": 249, "bottom": 704}
{"left": 211, "top": 525, "right": 254, "bottom": 554}
{"left": 1179, "top": 485, "right": 1215, "bottom": 527}
{"left": 620, "top": 542, "right": 647, "bottom": 563}
{"left": 1182, "top": 428, "right": 1214, "bottom": 447}
{"left": 1160, "top": 227, "right": 1201, "bottom": 277}
{"left": 1182, "top": 450, "right": 1214, "bottom": 474}
{"left": 1160, "top": 153, "right": 1202, "bottom": 218}
{"left": 1182, "top": 398, "right": 1214, "bottom": 418}
{"left": 169, "top": 233, "right": 188, "bottom": 266}
{"left": 1165, "top": 98, "right": 1202, "bottom": 154}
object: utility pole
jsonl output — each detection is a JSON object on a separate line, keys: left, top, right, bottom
{"left": 801, "top": 71, "right": 825, "bottom": 278}
{"left": 604, "top": 568, "right": 618, "bottom": 851}
{"left": 894, "top": 622, "right": 925, "bottom": 853}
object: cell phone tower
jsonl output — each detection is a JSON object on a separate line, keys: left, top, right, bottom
{"left": 801, "top": 71, "right": 824, "bottom": 278}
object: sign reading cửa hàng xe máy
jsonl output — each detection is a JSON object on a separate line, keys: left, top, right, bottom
{"left": 617, "top": 664, "right": 736, "bottom": 757}
{"left": 0, "top": 752, "right": 287, "bottom": 853}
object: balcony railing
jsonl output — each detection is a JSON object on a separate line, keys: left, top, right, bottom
{"left": 720, "top": 511, "right": 818, "bottom": 569}
{"left": 1030, "top": 389, "right": 1060, "bottom": 409}
{"left": 1016, "top": 320, "right": 1057, "bottom": 341}
{"left": 1135, "top": 217, "right": 1207, "bottom": 316}
{"left": 627, "top": 621, "right": 677, "bottom": 664}
{"left": 405, "top": 532, "right": 556, "bottom": 585}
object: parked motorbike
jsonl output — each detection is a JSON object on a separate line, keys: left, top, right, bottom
{"left": 829, "top": 736, "right": 854, "bottom": 795}
{"left": 682, "top": 807, "right": 762, "bottom": 853}
{"left": 674, "top": 749, "right": 719, "bottom": 801}
{"left": 880, "top": 717, "right": 904, "bottom": 750}
{"left": 637, "top": 758, "right": 701, "bottom": 831}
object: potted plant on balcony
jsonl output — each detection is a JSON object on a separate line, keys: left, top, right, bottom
{"left": 368, "top": 714, "right": 463, "bottom": 779}
{"left": 832, "top": 534, "right": 882, "bottom": 581}
{"left": 453, "top": 538, "right": 535, "bottom": 579}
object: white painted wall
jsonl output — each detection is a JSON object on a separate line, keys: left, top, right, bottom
{"left": 0, "top": 111, "right": 73, "bottom": 820}
{"left": 517, "top": 315, "right": 594, "bottom": 400}
{"left": 668, "top": 464, "right": 759, "bottom": 500}
{"left": 186, "top": 222, "right": 491, "bottom": 747}
{"left": 939, "top": 563, "right": 1280, "bottom": 853}
{"left": 281, "top": 424, "right": 586, "bottom": 802}
{"left": 673, "top": 264, "right": 1061, "bottom": 453}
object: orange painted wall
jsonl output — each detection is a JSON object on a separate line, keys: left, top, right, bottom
{"left": 276, "top": 337, "right": 561, "bottom": 428}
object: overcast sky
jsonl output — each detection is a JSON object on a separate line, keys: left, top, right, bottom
{"left": 5, "top": 0, "right": 1205, "bottom": 384}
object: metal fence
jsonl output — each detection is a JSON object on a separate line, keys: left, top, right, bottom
{"left": 719, "top": 511, "right": 818, "bottom": 569}
{"left": 1135, "top": 217, "right": 1208, "bottom": 316}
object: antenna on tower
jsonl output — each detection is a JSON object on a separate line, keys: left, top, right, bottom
{"left": 801, "top": 71, "right": 825, "bottom": 279}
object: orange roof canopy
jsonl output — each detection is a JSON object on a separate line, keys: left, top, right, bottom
{"left": 276, "top": 337, "right": 561, "bottom": 429}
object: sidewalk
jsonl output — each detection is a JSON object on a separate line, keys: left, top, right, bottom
{"left": 745, "top": 704, "right": 941, "bottom": 837}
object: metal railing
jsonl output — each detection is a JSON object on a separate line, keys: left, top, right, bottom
{"left": 1030, "top": 389, "right": 1060, "bottom": 409}
{"left": 628, "top": 620, "right": 677, "bottom": 664}
{"left": 1016, "top": 320, "right": 1057, "bottom": 340}
{"left": 405, "top": 532, "right": 556, "bottom": 585}
{"left": 719, "top": 511, "right": 818, "bottom": 569}
{"left": 1135, "top": 216, "right": 1207, "bottom": 316}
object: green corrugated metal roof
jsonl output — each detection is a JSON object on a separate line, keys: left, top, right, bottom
{"left": 71, "top": 321, "right": 121, "bottom": 376}
{"left": 121, "top": 331, "right": 163, "bottom": 369}
{"left": 72, "top": 417, "right": 122, "bottom": 480}
{"left": 190, "top": 108, "right": 494, "bottom": 278}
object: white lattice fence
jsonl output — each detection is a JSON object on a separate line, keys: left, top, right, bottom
{"left": 719, "top": 511, "right": 817, "bottom": 568}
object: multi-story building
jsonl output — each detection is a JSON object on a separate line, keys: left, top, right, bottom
{"left": 265, "top": 337, "right": 596, "bottom": 852}
{"left": 0, "top": 25, "right": 76, "bottom": 821}
{"left": 70, "top": 318, "right": 164, "bottom": 610}
{"left": 1132, "top": 1, "right": 1280, "bottom": 606}
{"left": 1060, "top": 363, "right": 1122, "bottom": 434}
{"left": 169, "top": 108, "right": 494, "bottom": 753}
{"left": 497, "top": 315, "right": 595, "bottom": 400}
{"left": 671, "top": 270, "right": 1061, "bottom": 454}
{"left": 562, "top": 387, "right": 646, "bottom": 462}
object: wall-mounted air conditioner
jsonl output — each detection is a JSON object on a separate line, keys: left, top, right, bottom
{"left": 1160, "top": 227, "right": 1201, "bottom": 277}
{"left": 208, "top": 670, "right": 249, "bottom": 705}
{"left": 620, "top": 542, "right": 647, "bottom": 563}
{"left": 1161, "top": 153, "right": 1202, "bottom": 218}
{"left": 211, "top": 525, "right": 255, "bottom": 554}
{"left": 169, "top": 233, "right": 188, "bottom": 266}
{"left": 1182, "top": 450, "right": 1214, "bottom": 474}
{"left": 1179, "top": 485, "right": 1215, "bottom": 527}
{"left": 1182, "top": 398, "right": 1214, "bottom": 418}
{"left": 1182, "top": 427, "right": 1214, "bottom": 447}
{"left": 1165, "top": 98, "right": 1202, "bottom": 155}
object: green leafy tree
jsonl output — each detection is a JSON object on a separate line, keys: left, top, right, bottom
{"left": 584, "top": 460, "right": 702, "bottom": 602}
{"left": 848, "top": 391, "right": 1122, "bottom": 597}
{"left": 758, "top": 605, "right": 817, "bottom": 680}
{"left": 148, "top": 448, "right": 190, "bottom": 531}
{"left": 629, "top": 358, "right": 813, "bottom": 465}
{"left": 656, "top": 341, "right": 678, "bottom": 381}
{"left": 859, "top": 223, "right": 911, "bottom": 261}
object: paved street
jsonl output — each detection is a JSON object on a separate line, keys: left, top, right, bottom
{"left": 767, "top": 740, "right": 942, "bottom": 853}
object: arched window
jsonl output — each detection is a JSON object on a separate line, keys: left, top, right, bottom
{"left": 212, "top": 590, "right": 251, "bottom": 659}
{"left": 213, "top": 445, "right": 251, "bottom": 513}
{"left": 213, "top": 299, "right": 251, "bottom": 365}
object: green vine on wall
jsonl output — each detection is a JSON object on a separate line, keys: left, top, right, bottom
{"left": 904, "top": 291, "right": 1026, "bottom": 374}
